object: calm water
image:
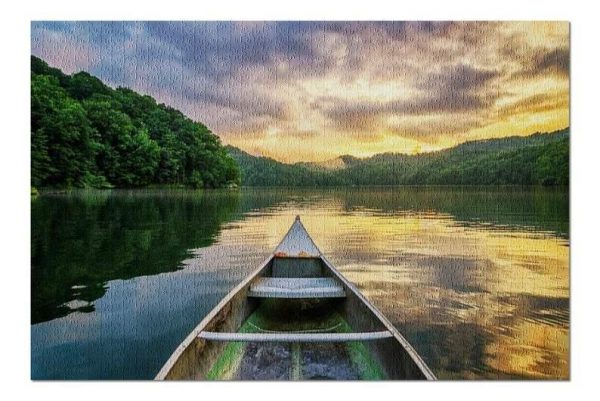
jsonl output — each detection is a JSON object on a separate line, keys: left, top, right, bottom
{"left": 31, "top": 187, "right": 569, "bottom": 380}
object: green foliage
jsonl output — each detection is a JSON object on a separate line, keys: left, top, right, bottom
{"left": 31, "top": 74, "right": 97, "bottom": 187}
{"left": 81, "top": 172, "right": 113, "bottom": 189}
{"left": 535, "top": 138, "right": 569, "bottom": 185}
{"left": 228, "top": 130, "right": 569, "bottom": 187}
{"left": 67, "top": 71, "right": 112, "bottom": 100}
{"left": 188, "top": 170, "right": 204, "bottom": 189}
{"left": 226, "top": 146, "right": 342, "bottom": 187}
{"left": 31, "top": 56, "right": 240, "bottom": 189}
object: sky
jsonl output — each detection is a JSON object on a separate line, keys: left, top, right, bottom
{"left": 31, "top": 21, "right": 569, "bottom": 163}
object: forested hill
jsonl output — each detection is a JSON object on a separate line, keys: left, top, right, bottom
{"left": 31, "top": 56, "right": 240, "bottom": 189}
{"left": 227, "top": 128, "right": 569, "bottom": 186}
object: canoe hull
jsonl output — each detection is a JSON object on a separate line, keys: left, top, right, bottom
{"left": 156, "top": 255, "right": 435, "bottom": 380}
{"left": 155, "top": 256, "right": 271, "bottom": 380}
{"left": 323, "top": 256, "right": 435, "bottom": 380}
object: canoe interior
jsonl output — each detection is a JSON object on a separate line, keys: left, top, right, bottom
{"left": 206, "top": 298, "right": 386, "bottom": 380}
{"left": 159, "top": 255, "right": 432, "bottom": 380}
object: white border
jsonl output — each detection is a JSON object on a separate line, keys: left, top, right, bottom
{"left": 2, "top": 0, "right": 599, "bottom": 400}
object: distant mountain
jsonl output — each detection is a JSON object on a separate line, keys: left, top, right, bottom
{"left": 227, "top": 129, "right": 569, "bottom": 186}
{"left": 298, "top": 155, "right": 358, "bottom": 171}
{"left": 435, "top": 129, "right": 569, "bottom": 155}
{"left": 225, "top": 146, "right": 333, "bottom": 186}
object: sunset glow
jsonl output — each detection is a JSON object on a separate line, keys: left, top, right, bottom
{"left": 32, "top": 21, "right": 569, "bottom": 162}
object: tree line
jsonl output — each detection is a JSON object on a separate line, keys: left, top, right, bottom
{"left": 31, "top": 56, "right": 240, "bottom": 189}
{"left": 227, "top": 129, "right": 569, "bottom": 187}
{"left": 31, "top": 55, "right": 568, "bottom": 189}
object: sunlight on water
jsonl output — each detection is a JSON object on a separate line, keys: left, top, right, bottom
{"left": 215, "top": 197, "right": 568, "bottom": 379}
{"left": 31, "top": 187, "right": 569, "bottom": 379}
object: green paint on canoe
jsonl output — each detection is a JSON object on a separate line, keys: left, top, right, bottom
{"left": 246, "top": 299, "right": 346, "bottom": 333}
{"left": 345, "top": 340, "right": 387, "bottom": 380}
{"left": 290, "top": 342, "right": 302, "bottom": 380}
{"left": 205, "top": 314, "right": 258, "bottom": 380}
{"left": 205, "top": 340, "right": 245, "bottom": 380}
{"left": 205, "top": 299, "right": 387, "bottom": 380}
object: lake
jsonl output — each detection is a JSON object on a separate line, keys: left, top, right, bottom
{"left": 31, "top": 187, "right": 569, "bottom": 380}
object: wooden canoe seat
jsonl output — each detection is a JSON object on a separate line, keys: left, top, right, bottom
{"left": 198, "top": 331, "right": 393, "bottom": 343}
{"left": 247, "top": 277, "right": 345, "bottom": 299}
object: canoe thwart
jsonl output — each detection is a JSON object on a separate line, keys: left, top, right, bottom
{"left": 198, "top": 330, "right": 393, "bottom": 343}
{"left": 248, "top": 277, "right": 345, "bottom": 298}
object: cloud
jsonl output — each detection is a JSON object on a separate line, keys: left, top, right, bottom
{"left": 495, "top": 93, "right": 569, "bottom": 119}
{"left": 415, "top": 64, "right": 498, "bottom": 93}
{"left": 31, "top": 21, "right": 569, "bottom": 162}
{"left": 501, "top": 28, "right": 570, "bottom": 80}
{"left": 31, "top": 23, "right": 99, "bottom": 74}
{"left": 529, "top": 47, "right": 570, "bottom": 77}
{"left": 317, "top": 63, "right": 500, "bottom": 140}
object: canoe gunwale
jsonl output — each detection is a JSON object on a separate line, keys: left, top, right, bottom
{"left": 154, "top": 254, "right": 273, "bottom": 380}
{"left": 320, "top": 255, "right": 437, "bottom": 380}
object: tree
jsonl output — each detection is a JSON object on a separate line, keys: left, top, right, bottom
{"left": 68, "top": 71, "right": 111, "bottom": 100}
{"left": 31, "top": 55, "right": 240, "bottom": 189}
{"left": 31, "top": 74, "right": 99, "bottom": 187}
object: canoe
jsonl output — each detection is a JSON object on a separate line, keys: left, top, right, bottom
{"left": 156, "top": 216, "right": 436, "bottom": 380}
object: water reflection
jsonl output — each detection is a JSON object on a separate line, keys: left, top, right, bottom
{"left": 31, "top": 187, "right": 569, "bottom": 379}
{"left": 31, "top": 190, "right": 242, "bottom": 323}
